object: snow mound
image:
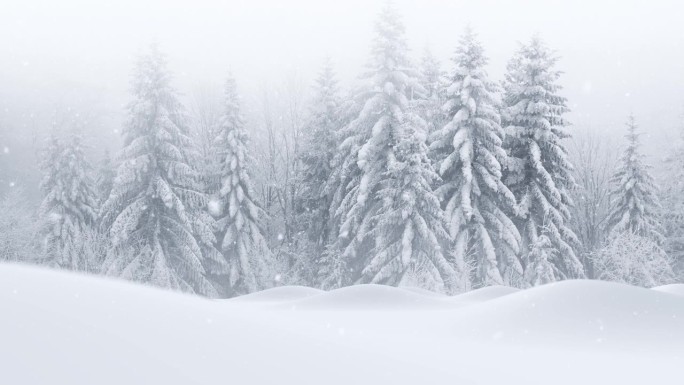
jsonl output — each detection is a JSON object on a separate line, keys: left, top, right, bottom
{"left": 229, "top": 285, "right": 323, "bottom": 302}
{"left": 451, "top": 280, "right": 684, "bottom": 348}
{"left": 651, "top": 283, "right": 684, "bottom": 297}
{"left": 399, "top": 286, "right": 445, "bottom": 297}
{"left": 1, "top": 264, "right": 683, "bottom": 385}
{"left": 285, "top": 284, "right": 453, "bottom": 310}
{"left": 450, "top": 285, "right": 519, "bottom": 302}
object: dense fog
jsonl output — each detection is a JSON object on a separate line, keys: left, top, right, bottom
{"left": 2, "top": 0, "right": 683, "bottom": 200}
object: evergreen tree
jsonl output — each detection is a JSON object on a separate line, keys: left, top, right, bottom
{"left": 524, "top": 230, "right": 556, "bottom": 286}
{"left": 209, "top": 75, "right": 271, "bottom": 296}
{"left": 502, "top": 37, "right": 583, "bottom": 283}
{"left": 298, "top": 59, "right": 342, "bottom": 252}
{"left": 320, "top": 94, "right": 362, "bottom": 289}
{"left": 0, "top": 187, "right": 37, "bottom": 263}
{"left": 39, "top": 128, "right": 99, "bottom": 271}
{"left": 334, "top": 4, "right": 461, "bottom": 291}
{"left": 431, "top": 29, "right": 522, "bottom": 288}
{"left": 366, "top": 126, "right": 462, "bottom": 289}
{"left": 317, "top": 245, "right": 349, "bottom": 290}
{"left": 661, "top": 114, "right": 684, "bottom": 276}
{"left": 188, "top": 85, "right": 223, "bottom": 185}
{"left": 419, "top": 47, "right": 447, "bottom": 135}
{"left": 100, "top": 47, "right": 220, "bottom": 295}
{"left": 95, "top": 149, "right": 115, "bottom": 204}
{"left": 606, "top": 115, "right": 664, "bottom": 243}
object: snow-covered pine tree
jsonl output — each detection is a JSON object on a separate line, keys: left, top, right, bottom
{"left": 502, "top": 37, "right": 583, "bottom": 283}
{"left": 100, "top": 46, "right": 220, "bottom": 296}
{"left": 185, "top": 95, "right": 228, "bottom": 296}
{"left": 419, "top": 47, "right": 447, "bottom": 135}
{"left": 606, "top": 115, "right": 664, "bottom": 243}
{"left": 319, "top": 93, "right": 362, "bottom": 289}
{"left": 431, "top": 28, "right": 522, "bottom": 288}
{"left": 209, "top": 75, "right": 272, "bottom": 297}
{"left": 298, "top": 59, "right": 342, "bottom": 252}
{"left": 188, "top": 84, "right": 223, "bottom": 184}
{"left": 661, "top": 113, "right": 684, "bottom": 276}
{"left": 1, "top": 187, "right": 38, "bottom": 263}
{"left": 523, "top": 227, "right": 557, "bottom": 286}
{"left": 366, "top": 124, "right": 463, "bottom": 290}
{"left": 39, "top": 127, "right": 99, "bottom": 271}
{"left": 334, "top": 4, "right": 461, "bottom": 291}
{"left": 317, "top": 245, "right": 348, "bottom": 290}
{"left": 95, "top": 149, "right": 115, "bottom": 204}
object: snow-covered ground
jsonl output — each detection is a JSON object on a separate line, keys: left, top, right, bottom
{"left": 1, "top": 263, "right": 683, "bottom": 385}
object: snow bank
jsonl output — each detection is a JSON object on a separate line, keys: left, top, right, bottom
{"left": 399, "top": 286, "right": 446, "bottom": 297}
{"left": 448, "top": 285, "right": 520, "bottom": 302}
{"left": 652, "top": 283, "right": 684, "bottom": 296}
{"left": 284, "top": 283, "right": 454, "bottom": 310}
{"left": 1, "top": 263, "right": 682, "bottom": 385}
{"left": 228, "top": 285, "right": 323, "bottom": 302}
{"left": 450, "top": 280, "right": 684, "bottom": 349}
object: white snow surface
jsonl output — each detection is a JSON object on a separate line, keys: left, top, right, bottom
{"left": 652, "top": 283, "right": 684, "bottom": 296}
{"left": 228, "top": 285, "right": 324, "bottom": 302}
{"left": 1, "top": 263, "right": 683, "bottom": 385}
{"left": 399, "top": 286, "right": 447, "bottom": 297}
{"left": 446, "top": 284, "right": 520, "bottom": 302}
{"left": 277, "top": 284, "right": 455, "bottom": 310}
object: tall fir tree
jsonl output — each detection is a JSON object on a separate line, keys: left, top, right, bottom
{"left": 431, "top": 29, "right": 522, "bottom": 288}
{"left": 95, "top": 149, "right": 115, "bottom": 204}
{"left": 419, "top": 47, "right": 447, "bottom": 135}
{"left": 0, "top": 187, "right": 38, "bottom": 262}
{"left": 502, "top": 37, "right": 583, "bottom": 283}
{"left": 208, "top": 75, "right": 272, "bottom": 297}
{"left": 100, "top": 46, "right": 221, "bottom": 296}
{"left": 661, "top": 113, "right": 684, "bottom": 275}
{"left": 367, "top": 125, "right": 461, "bottom": 289}
{"left": 321, "top": 93, "right": 362, "bottom": 289}
{"left": 39, "top": 127, "right": 99, "bottom": 271}
{"left": 606, "top": 115, "right": 664, "bottom": 243}
{"left": 334, "top": 4, "right": 461, "bottom": 291}
{"left": 524, "top": 231, "right": 557, "bottom": 286}
{"left": 297, "top": 59, "right": 342, "bottom": 252}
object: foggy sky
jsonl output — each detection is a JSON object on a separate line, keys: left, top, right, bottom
{"left": 2, "top": 0, "right": 684, "bottom": 198}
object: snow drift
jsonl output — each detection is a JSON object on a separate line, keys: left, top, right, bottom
{"left": 278, "top": 283, "right": 454, "bottom": 310}
{"left": 1, "top": 263, "right": 682, "bottom": 385}
{"left": 450, "top": 280, "right": 684, "bottom": 348}
{"left": 228, "top": 285, "right": 324, "bottom": 302}
{"left": 446, "top": 284, "right": 520, "bottom": 302}
{"left": 652, "top": 283, "right": 684, "bottom": 297}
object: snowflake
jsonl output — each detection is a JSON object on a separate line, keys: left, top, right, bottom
{"left": 207, "top": 198, "right": 222, "bottom": 217}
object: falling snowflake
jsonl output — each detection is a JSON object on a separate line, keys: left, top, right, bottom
{"left": 207, "top": 198, "right": 222, "bottom": 217}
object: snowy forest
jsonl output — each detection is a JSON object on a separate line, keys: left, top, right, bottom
{"left": 2, "top": 2, "right": 684, "bottom": 298}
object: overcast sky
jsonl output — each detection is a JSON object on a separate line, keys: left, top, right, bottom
{"left": 2, "top": 0, "right": 684, "bottom": 195}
